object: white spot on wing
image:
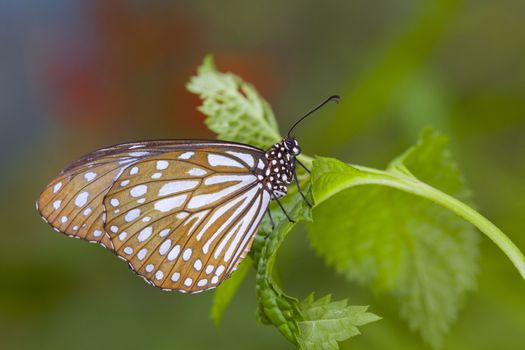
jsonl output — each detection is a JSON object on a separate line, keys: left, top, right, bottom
{"left": 138, "top": 226, "right": 153, "bottom": 242}
{"left": 53, "top": 182, "right": 62, "bottom": 193}
{"left": 208, "top": 154, "right": 244, "bottom": 168}
{"left": 187, "top": 168, "right": 207, "bottom": 176}
{"left": 204, "top": 174, "right": 253, "bottom": 185}
{"left": 182, "top": 248, "right": 192, "bottom": 261}
{"left": 226, "top": 151, "right": 255, "bottom": 167}
{"left": 176, "top": 212, "right": 189, "bottom": 220}
{"left": 125, "top": 208, "right": 141, "bottom": 222}
{"left": 154, "top": 194, "right": 187, "bottom": 212}
{"left": 155, "top": 271, "right": 164, "bottom": 280}
{"left": 156, "top": 160, "right": 169, "bottom": 170}
{"left": 159, "top": 228, "right": 170, "bottom": 237}
{"left": 159, "top": 239, "right": 171, "bottom": 255}
{"left": 129, "top": 151, "right": 149, "bottom": 157}
{"left": 84, "top": 172, "right": 97, "bottom": 181}
{"left": 171, "top": 272, "right": 180, "bottom": 282}
{"left": 197, "top": 279, "right": 208, "bottom": 287}
{"left": 75, "top": 192, "right": 89, "bottom": 207}
{"left": 130, "top": 185, "right": 147, "bottom": 197}
{"left": 167, "top": 245, "right": 180, "bottom": 261}
{"left": 129, "top": 166, "right": 139, "bottom": 175}
{"left": 53, "top": 200, "right": 61, "bottom": 210}
{"left": 183, "top": 278, "right": 192, "bottom": 287}
{"left": 158, "top": 180, "right": 199, "bottom": 196}
{"left": 178, "top": 152, "right": 194, "bottom": 160}
{"left": 137, "top": 248, "right": 148, "bottom": 260}
{"left": 216, "top": 265, "right": 225, "bottom": 276}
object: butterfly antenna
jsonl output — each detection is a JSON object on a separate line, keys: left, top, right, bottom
{"left": 287, "top": 95, "right": 340, "bottom": 136}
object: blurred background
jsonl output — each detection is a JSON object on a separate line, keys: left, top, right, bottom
{"left": 1, "top": 0, "right": 524, "bottom": 349}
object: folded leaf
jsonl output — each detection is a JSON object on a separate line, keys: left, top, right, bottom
{"left": 187, "top": 55, "right": 281, "bottom": 149}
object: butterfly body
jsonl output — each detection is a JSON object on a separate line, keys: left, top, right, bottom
{"left": 37, "top": 138, "right": 299, "bottom": 293}
{"left": 263, "top": 137, "right": 300, "bottom": 199}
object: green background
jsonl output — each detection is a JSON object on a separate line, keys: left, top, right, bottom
{"left": 1, "top": 1, "right": 524, "bottom": 349}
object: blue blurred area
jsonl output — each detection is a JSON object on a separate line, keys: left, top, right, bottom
{"left": 0, "top": 1, "right": 524, "bottom": 349}
{"left": 0, "top": 1, "right": 88, "bottom": 168}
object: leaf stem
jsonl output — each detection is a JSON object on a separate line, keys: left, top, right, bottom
{"left": 343, "top": 168, "right": 525, "bottom": 280}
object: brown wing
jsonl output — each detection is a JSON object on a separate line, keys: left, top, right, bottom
{"left": 37, "top": 140, "right": 265, "bottom": 249}
{"left": 103, "top": 147, "right": 270, "bottom": 293}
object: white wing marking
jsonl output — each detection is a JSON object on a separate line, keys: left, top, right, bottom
{"left": 226, "top": 151, "right": 255, "bottom": 167}
{"left": 207, "top": 154, "right": 244, "bottom": 168}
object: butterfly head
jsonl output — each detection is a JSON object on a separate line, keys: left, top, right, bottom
{"left": 283, "top": 136, "right": 301, "bottom": 156}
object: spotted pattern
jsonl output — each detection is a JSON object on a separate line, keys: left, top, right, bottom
{"left": 263, "top": 137, "right": 299, "bottom": 199}
{"left": 37, "top": 138, "right": 301, "bottom": 294}
{"left": 103, "top": 148, "right": 271, "bottom": 293}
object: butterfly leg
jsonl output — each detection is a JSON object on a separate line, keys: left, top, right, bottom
{"left": 293, "top": 160, "right": 312, "bottom": 208}
{"left": 267, "top": 208, "right": 275, "bottom": 230}
{"left": 295, "top": 158, "right": 311, "bottom": 174}
{"left": 272, "top": 193, "right": 295, "bottom": 223}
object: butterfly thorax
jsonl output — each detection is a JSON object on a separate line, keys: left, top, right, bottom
{"left": 262, "top": 137, "right": 300, "bottom": 200}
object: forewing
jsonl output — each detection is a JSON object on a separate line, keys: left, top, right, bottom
{"left": 103, "top": 147, "right": 270, "bottom": 293}
{"left": 37, "top": 140, "right": 255, "bottom": 247}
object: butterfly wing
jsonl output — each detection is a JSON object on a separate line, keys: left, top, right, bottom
{"left": 38, "top": 140, "right": 270, "bottom": 293}
{"left": 103, "top": 146, "right": 270, "bottom": 293}
{"left": 36, "top": 142, "right": 169, "bottom": 248}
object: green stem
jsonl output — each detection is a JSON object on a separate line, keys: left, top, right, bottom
{"left": 335, "top": 168, "right": 525, "bottom": 280}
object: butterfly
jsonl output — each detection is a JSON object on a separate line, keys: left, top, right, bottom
{"left": 36, "top": 95, "right": 339, "bottom": 293}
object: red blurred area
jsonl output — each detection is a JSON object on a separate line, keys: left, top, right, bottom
{"left": 41, "top": 1, "right": 282, "bottom": 138}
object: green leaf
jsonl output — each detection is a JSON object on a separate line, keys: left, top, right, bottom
{"left": 297, "top": 294, "right": 381, "bottom": 350}
{"left": 210, "top": 256, "right": 253, "bottom": 326}
{"left": 309, "top": 129, "right": 480, "bottom": 347}
{"left": 187, "top": 55, "right": 281, "bottom": 149}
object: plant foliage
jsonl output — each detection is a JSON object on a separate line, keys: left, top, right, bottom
{"left": 187, "top": 56, "right": 525, "bottom": 349}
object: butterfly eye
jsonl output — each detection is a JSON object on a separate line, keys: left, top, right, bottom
{"left": 284, "top": 138, "right": 295, "bottom": 150}
{"left": 283, "top": 138, "right": 301, "bottom": 156}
